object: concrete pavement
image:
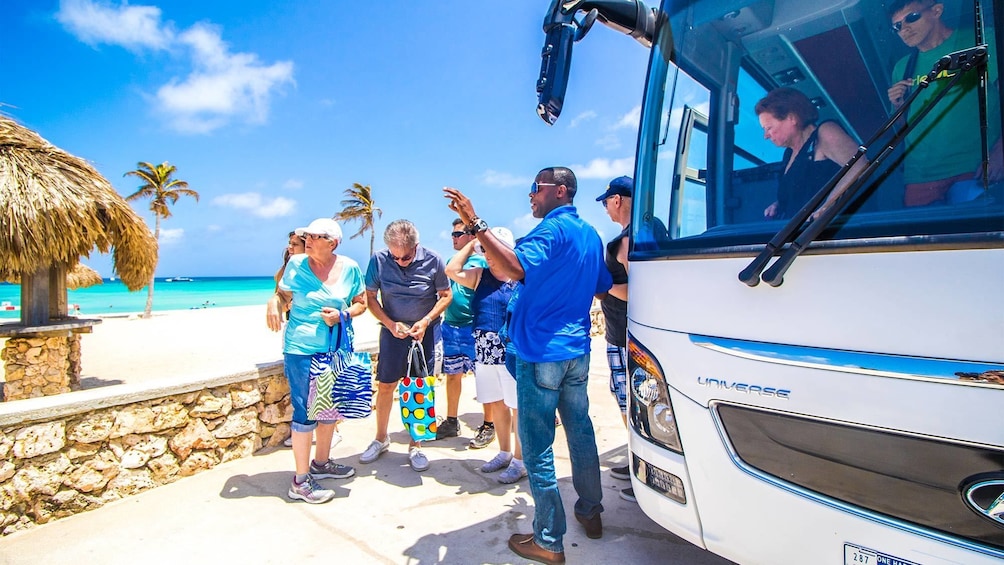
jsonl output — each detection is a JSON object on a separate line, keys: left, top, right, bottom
{"left": 1, "top": 336, "right": 734, "bottom": 565}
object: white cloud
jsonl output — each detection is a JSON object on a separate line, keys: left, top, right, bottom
{"left": 480, "top": 169, "right": 532, "bottom": 188}
{"left": 157, "top": 23, "right": 294, "bottom": 134}
{"left": 56, "top": 0, "right": 173, "bottom": 51}
{"left": 569, "top": 110, "right": 597, "bottom": 128}
{"left": 158, "top": 227, "right": 184, "bottom": 243}
{"left": 595, "top": 133, "right": 621, "bottom": 151}
{"left": 282, "top": 179, "right": 303, "bottom": 190}
{"left": 213, "top": 192, "right": 296, "bottom": 218}
{"left": 570, "top": 157, "right": 635, "bottom": 179}
{"left": 206, "top": 224, "right": 222, "bottom": 232}
{"left": 57, "top": 1, "right": 294, "bottom": 134}
{"left": 612, "top": 105, "right": 642, "bottom": 131}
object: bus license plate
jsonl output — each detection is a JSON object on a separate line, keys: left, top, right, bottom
{"left": 844, "top": 544, "right": 920, "bottom": 565}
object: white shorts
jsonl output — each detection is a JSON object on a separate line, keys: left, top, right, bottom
{"left": 474, "top": 363, "right": 518, "bottom": 409}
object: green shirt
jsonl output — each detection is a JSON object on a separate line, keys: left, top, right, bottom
{"left": 443, "top": 253, "right": 488, "bottom": 326}
{"left": 892, "top": 26, "right": 1000, "bottom": 184}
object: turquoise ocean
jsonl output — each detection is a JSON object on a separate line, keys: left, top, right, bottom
{"left": 0, "top": 277, "right": 275, "bottom": 320}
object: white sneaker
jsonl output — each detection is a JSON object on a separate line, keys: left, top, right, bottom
{"left": 359, "top": 438, "right": 390, "bottom": 464}
{"left": 409, "top": 446, "right": 429, "bottom": 472}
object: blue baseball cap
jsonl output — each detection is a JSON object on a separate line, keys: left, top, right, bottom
{"left": 595, "top": 176, "right": 633, "bottom": 201}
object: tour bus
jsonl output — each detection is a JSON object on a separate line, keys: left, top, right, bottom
{"left": 537, "top": 0, "right": 1003, "bottom": 563}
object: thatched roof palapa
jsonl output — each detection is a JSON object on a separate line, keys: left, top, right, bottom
{"left": 7, "top": 261, "right": 104, "bottom": 290}
{"left": 66, "top": 263, "right": 103, "bottom": 290}
{"left": 0, "top": 116, "right": 157, "bottom": 291}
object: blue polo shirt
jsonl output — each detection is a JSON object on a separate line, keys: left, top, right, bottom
{"left": 511, "top": 205, "right": 612, "bottom": 362}
{"left": 365, "top": 245, "right": 449, "bottom": 324}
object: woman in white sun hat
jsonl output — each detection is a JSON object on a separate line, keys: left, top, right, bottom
{"left": 266, "top": 217, "right": 367, "bottom": 504}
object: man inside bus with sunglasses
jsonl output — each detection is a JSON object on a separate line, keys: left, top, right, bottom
{"left": 886, "top": 0, "right": 1002, "bottom": 207}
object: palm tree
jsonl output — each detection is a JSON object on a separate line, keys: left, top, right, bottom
{"left": 334, "top": 183, "right": 383, "bottom": 257}
{"left": 124, "top": 161, "right": 199, "bottom": 318}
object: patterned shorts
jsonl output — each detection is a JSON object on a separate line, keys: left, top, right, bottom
{"left": 607, "top": 343, "right": 628, "bottom": 414}
{"left": 474, "top": 329, "right": 507, "bottom": 366}
{"left": 442, "top": 322, "right": 475, "bottom": 375}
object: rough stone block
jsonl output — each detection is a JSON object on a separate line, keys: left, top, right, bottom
{"left": 66, "top": 413, "right": 115, "bottom": 443}
{"left": 259, "top": 401, "right": 293, "bottom": 424}
{"left": 168, "top": 419, "right": 218, "bottom": 460}
{"left": 13, "top": 422, "right": 66, "bottom": 459}
{"left": 212, "top": 408, "right": 259, "bottom": 439}
{"left": 179, "top": 450, "right": 220, "bottom": 477}
{"left": 230, "top": 387, "right": 262, "bottom": 410}
{"left": 189, "top": 392, "right": 233, "bottom": 419}
{"left": 103, "top": 469, "right": 157, "bottom": 499}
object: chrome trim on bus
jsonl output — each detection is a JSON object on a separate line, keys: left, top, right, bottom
{"left": 691, "top": 335, "right": 1003, "bottom": 387}
{"left": 709, "top": 402, "right": 1004, "bottom": 559}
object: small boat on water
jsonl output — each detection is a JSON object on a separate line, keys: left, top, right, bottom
{"left": 165, "top": 277, "right": 195, "bottom": 282}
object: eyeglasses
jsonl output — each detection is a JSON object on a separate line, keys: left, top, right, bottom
{"left": 530, "top": 181, "right": 558, "bottom": 194}
{"left": 305, "top": 233, "right": 332, "bottom": 241}
{"left": 451, "top": 231, "right": 467, "bottom": 238}
{"left": 602, "top": 195, "right": 619, "bottom": 208}
{"left": 389, "top": 248, "right": 416, "bottom": 262}
{"left": 891, "top": 9, "right": 927, "bottom": 32}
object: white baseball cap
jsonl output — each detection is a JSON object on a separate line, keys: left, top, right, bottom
{"left": 295, "top": 218, "right": 343, "bottom": 241}
{"left": 475, "top": 226, "right": 515, "bottom": 253}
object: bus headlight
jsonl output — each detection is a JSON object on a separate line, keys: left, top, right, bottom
{"left": 628, "top": 334, "right": 683, "bottom": 453}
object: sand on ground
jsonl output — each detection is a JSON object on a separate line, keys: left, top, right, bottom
{"left": 2, "top": 306, "right": 382, "bottom": 391}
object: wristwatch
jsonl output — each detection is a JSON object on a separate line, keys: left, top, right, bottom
{"left": 469, "top": 216, "right": 489, "bottom": 234}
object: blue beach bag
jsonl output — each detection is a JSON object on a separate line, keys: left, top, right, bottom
{"left": 308, "top": 311, "right": 373, "bottom": 420}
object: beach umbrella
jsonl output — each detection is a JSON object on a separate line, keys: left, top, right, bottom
{"left": 0, "top": 115, "right": 157, "bottom": 325}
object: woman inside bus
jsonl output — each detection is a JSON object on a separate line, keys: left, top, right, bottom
{"left": 755, "top": 87, "right": 865, "bottom": 220}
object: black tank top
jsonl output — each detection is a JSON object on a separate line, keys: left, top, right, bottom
{"left": 601, "top": 225, "right": 629, "bottom": 347}
{"left": 777, "top": 124, "right": 840, "bottom": 219}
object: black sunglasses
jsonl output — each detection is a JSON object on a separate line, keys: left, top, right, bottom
{"left": 390, "top": 248, "right": 416, "bottom": 262}
{"left": 531, "top": 181, "right": 558, "bottom": 194}
{"left": 451, "top": 231, "right": 467, "bottom": 238}
{"left": 891, "top": 9, "right": 926, "bottom": 32}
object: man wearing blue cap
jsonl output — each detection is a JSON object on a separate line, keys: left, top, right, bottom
{"left": 596, "top": 176, "right": 635, "bottom": 503}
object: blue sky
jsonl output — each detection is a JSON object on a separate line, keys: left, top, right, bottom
{"left": 3, "top": 1, "right": 650, "bottom": 277}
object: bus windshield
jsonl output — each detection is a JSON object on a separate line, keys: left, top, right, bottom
{"left": 632, "top": 0, "right": 1003, "bottom": 260}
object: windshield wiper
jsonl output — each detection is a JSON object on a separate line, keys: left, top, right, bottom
{"left": 739, "top": 43, "right": 989, "bottom": 287}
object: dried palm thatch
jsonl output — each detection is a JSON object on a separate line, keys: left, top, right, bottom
{"left": 0, "top": 116, "right": 157, "bottom": 291}
{"left": 66, "top": 262, "right": 103, "bottom": 290}
{"left": 5, "top": 261, "right": 105, "bottom": 290}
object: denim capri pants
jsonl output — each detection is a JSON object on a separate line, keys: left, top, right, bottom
{"left": 284, "top": 353, "right": 340, "bottom": 433}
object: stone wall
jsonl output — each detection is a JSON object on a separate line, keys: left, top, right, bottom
{"left": 0, "top": 366, "right": 293, "bottom": 535}
{"left": 1, "top": 334, "right": 81, "bottom": 401}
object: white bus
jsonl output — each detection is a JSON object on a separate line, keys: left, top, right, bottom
{"left": 537, "top": 0, "right": 1004, "bottom": 563}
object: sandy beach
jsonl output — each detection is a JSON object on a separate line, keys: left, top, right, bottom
{"left": 2, "top": 305, "right": 383, "bottom": 391}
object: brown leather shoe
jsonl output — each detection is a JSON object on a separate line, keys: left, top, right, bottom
{"left": 508, "top": 533, "right": 565, "bottom": 564}
{"left": 575, "top": 512, "right": 603, "bottom": 539}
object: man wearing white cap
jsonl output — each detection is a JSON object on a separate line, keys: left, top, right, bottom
{"left": 445, "top": 227, "right": 526, "bottom": 484}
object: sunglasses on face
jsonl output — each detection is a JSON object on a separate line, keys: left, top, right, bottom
{"left": 602, "top": 195, "right": 619, "bottom": 208}
{"left": 451, "top": 231, "right": 467, "bottom": 238}
{"left": 530, "top": 181, "right": 558, "bottom": 194}
{"left": 891, "top": 9, "right": 926, "bottom": 32}
{"left": 305, "top": 233, "right": 332, "bottom": 241}
{"left": 390, "top": 248, "right": 416, "bottom": 262}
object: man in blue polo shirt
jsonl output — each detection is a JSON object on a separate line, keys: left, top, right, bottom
{"left": 444, "top": 166, "right": 612, "bottom": 565}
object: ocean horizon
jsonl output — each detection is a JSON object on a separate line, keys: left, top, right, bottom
{"left": 0, "top": 276, "right": 275, "bottom": 319}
